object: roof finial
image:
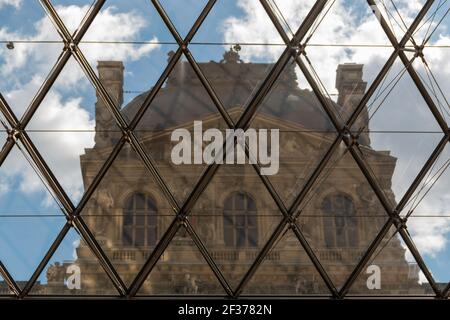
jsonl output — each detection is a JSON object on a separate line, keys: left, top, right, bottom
{"left": 221, "top": 44, "right": 243, "bottom": 64}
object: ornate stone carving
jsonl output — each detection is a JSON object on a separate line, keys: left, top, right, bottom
{"left": 46, "top": 262, "right": 65, "bottom": 283}
{"left": 93, "top": 189, "right": 114, "bottom": 237}
{"left": 183, "top": 274, "right": 199, "bottom": 294}
{"left": 220, "top": 46, "right": 243, "bottom": 64}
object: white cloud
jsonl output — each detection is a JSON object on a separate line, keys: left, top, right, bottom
{"left": 221, "top": 0, "right": 450, "bottom": 260}
{"left": 1, "top": 76, "right": 94, "bottom": 200}
{"left": 0, "top": 5, "right": 160, "bottom": 90}
{"left": 0, "top": 0, "right": 21, "bottom": 10}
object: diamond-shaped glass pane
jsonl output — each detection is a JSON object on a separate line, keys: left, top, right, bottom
{"left": 294, "top": 146, "right": 389, "bottom": 290}
{"left": 242, "top": 228, "right": 330, "bottom": 296}
{"left": 351, "top": 60, "right": 444, "bottom": 204}
{"left": 29, "top": 227, "right": 119, "bottom": 295}
{"left": 0, "top": 216, "right": 65, "bottom": 289}
{"left": 249, "top": 57, "right": 338, "bottom": 208}
{"left": 26, "top": 57, "right": 123, "bottom": 206}
{"left": 407, "top": 217, "right": 450, "bottom": 289}
{"left": 189, "top": 163, "right": 284, "bottom": 291}
{"left": 134, "top": 56, "right": 223, "bottom": 205}
{"left": 159, "top": 0, "right": 208, "bottom": 39}
{"left": 347, "top": 226, "right": 434, "bottom": 296}
{"left": 80, "top": 143, "right": 176, "bottom": 287}
{"left": 137, "top": 226, "right": 226, "bottom": 296}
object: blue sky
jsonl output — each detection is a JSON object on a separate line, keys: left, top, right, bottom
{"left": 0, "top": 0, "right": 449, "bottom": 291}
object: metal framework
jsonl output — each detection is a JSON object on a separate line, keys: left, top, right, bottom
{"left": 0, "top": 0, "right": 449, "bottom": 299}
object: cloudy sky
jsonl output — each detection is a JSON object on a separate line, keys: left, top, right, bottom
{"left": 0, "top": 0, "right": 449, "bottom": 289}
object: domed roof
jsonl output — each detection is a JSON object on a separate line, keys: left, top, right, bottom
{"left": 121, "top": 52, "right": 334, "bottom": 132}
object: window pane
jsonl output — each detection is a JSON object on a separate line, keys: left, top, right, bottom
{"left": 324, "top": 231, "right": 335, "bottom": 248}
{"left": 236, "top": 229, "right": 246, "bottom": 247}
{"left": 223, "top": 213, "right": 233, "bottom": 227}
{"left": 224, "top": 227, "right": 234, "bottom": 247}
{"left": 247, "top": 215, "right": 257, "bottom": 227}
{"left": 147, "top": 227, "right": 157, "bottom": 246}
{"left": 248, "top": 228, "right": 258, "bottom": 247}
{"left": 135, "top": 228, "right": 145, "bottom": 247}
{"left": 123, "top": 211, "right": 133, "bottom": 225}
{"left": 147, "top": 214, "right": 157, "bottom": 226}
{"left": 235, "top": 193, "right": 245, "bottom": 210}
{"left": 135, "top": 193, "right": 145, "bottom": 209}
{"left": 123, "top": 227, "right": 133, "bottom": 246}
{"left": 135, "top": 214, "right": 145, "bottom": 226}
{"left": 235, "top": 215, "right": 245, "bottom": 227}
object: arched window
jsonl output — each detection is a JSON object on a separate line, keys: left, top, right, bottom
{"left": 223, "top": 192, "right": 258, "bottom": 247}
{"left": 123, "top": 193, "right": 157, "bottom": 247}
{"left": 322, "top": 194, "right": 358, "bottom": 247}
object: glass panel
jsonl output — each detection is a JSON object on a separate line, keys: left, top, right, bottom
{"left": 188, "top": 43, "right": 284, "bottom": 123}
{"left": 407, "top": 216, "right": 450, "bottom": 289}
{"left": 159, "top": 0, "right": 208, "bottom": 39}
{"left": 80, "top": 143, "right": 175, "bottom": 286}
{"left": 78, "top": 45, "right": 179, "bottom": 125}
{"left": 0, "top": 43, "right": 63, "bottom": 120}
{"left": 351, "top": 59, "right": 444, "bottom": 204}
{"left": 295, "top": 147, "right": 389, "bottom": 290}
{"left": 269, "top": 0, "right": 317, "bottom": 39}
{"left": 412, "top": 46, "right": 450, "bottom": 125}
{"left": 0, "top": 130, "right": 5, "bottom": 147}
{"left": 82, "top": 0, "right": 176, "bottom": 43}
{"left": 0, "top": 0, "right": 448, "bottom": 299}
{"left": 243, "top": 228, "right": 330, "bottom": 296}
{"left": 0, "top": 1, "right": 56, "bottom": 41}
{"left": 51, "top": 0, "right": 96, "bottom": 36}
{"left": 348, "top": 226, "right": 434, "bottom": 296}
{"left": 415, "top": 1, "right": 450, "bottom": 45}
{"left": 401, "top": 145, "right": 450, "bottom": 218}
{"left": 134, "top": 56, "right": 223, "bottom": 205}
{"left": 190, "top": 2, "right": 285, "bottom": 118}
{"left": 0, "top": 216, "right": 66, "bottom": 289}
{"left": 0, "top": 0, "right": 63, "bottom": 118}
{"left": 249, "top": 57, "right": 338, "bottom": 208}
{"left": 301, "top": 0, "right": 394, "bottom": 124}
{"left": 137, "top": 226, "right": 226, "bottom": 296}
{"left": 190, "top": 164, "right": 284, "bottom": 290}
{"left": 29, "top": 227, "right": 118, "bottom": 295}
{"left": 0, "top": 274, "right": 14, "bottom": 296}
{"left": 373, "top": 0, "right": 428, "bottom": 43}
{"left": 193, "top": 0, "right": 284, "bottom": 45}
{"left": 0, "top": 145, "right": 66, "bottom": 216}
{"left": 399, "top": 144, "right": 450, "bottom": 291}
{"left": 26, "top": 57, "right": 122, "bottom": 206}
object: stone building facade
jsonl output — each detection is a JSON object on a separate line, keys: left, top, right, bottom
{"left": 35, "top": 49, "right": 424, "bottom": 296}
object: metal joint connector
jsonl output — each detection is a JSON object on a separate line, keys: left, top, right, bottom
{"left": 394, "top": 216, "right": 408, "bottom": 230}
{"left": 7, "top": 128, "right": 20, "bottom": 142}
{"left": 290, "top": 44, "right": 305, "bottom": 59}
{"left": 178, "top": 216, "right": 188, "bottom": 228}
{"left": 63, "top": 41, "right": 77, "bottom": 52}
{"left": 342, "top": 128, "right": 359, "bottom": 147}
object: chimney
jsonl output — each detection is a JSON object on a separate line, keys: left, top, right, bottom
{"left": 95, "top": 61, "right": 124, "bottom": 147}
{"left": 336, "top": 63, "right": 370, "bottom": 146}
